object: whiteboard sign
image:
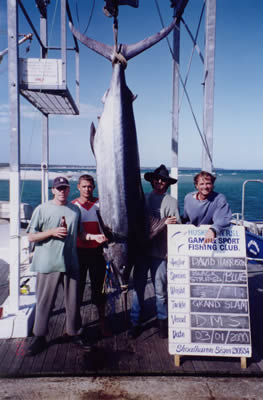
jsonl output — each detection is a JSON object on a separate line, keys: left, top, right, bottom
{"left": 19, "top": 58, "right": 62, "bottom": 86}
{"left": 167, "top": 225, "right": 252, "bottom": 358}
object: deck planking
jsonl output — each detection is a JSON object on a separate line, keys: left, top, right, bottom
{"left": 1, "top": 268, "right": 263, "bottom": 377}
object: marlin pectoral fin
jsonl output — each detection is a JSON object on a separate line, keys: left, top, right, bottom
{"left": 96, "top": 210, "right": 114, "bottom": 242}
{"left": 101, "top": 89, "right": 110, "bottom": 104}
{"left": 90, "top": 122, "right": 96, "bottom": 155}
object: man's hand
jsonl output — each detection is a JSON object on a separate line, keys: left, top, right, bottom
{"left": 93, "top": 234, "right": 108, "bottom": 244}
{"left": 165, "top": 216, "right": 177, "bottom": 225}
{"left": 52, "top": 227, "right": 68, "bottom": 239}
{"left": 204, "top": 228, "right": 216, "bottom": 243}
{"left": 84, "top": 233, "right": 108, "bottom": 243}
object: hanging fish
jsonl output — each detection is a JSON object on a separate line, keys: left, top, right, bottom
{"left": 69, "top": 16, "right": 177, "bottom": 289}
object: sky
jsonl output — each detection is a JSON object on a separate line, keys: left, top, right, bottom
{"left": 0, "top": 0, "right": 263, "bottom": 169}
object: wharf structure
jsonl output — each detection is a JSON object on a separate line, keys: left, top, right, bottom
{"left": 2, "top": 0, "right": 262, "bottom": 380}
{"left": 1, "top": 0, "right": 215, "bottom": 338}
{"left": 1, "top": 258, "right": 263, "bottom": 376}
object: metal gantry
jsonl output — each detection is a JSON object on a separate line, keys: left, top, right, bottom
{"left": 5, "top": 0, "right": 216, "bottom": 332}
{"left": 7, "top": 0, "right": 79, "bottom": 316}
{"left": 170, "top": 0, "right": 216, "bottom": 199}
{"left": 8, "top": 0, "right": 21, "bottom": 314}
{"left": 202, "top": 0, "right": 216, "bottom": 173}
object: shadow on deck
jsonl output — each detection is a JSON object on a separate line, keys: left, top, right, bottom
{"left": 1, "top": 265, "right": 263, "bottom": 377}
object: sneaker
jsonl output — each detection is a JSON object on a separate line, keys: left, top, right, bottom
{"left": 26, "top": 336, "right": 47, "bottom": 356}
{"left": 72, "top": 334, "right": 92, "bottom": 351}
{"left": 158, "top": 319, "right": 168, "bottom": 339}
{"left": 128, "top": 325, "right": 141, "bottom": 339}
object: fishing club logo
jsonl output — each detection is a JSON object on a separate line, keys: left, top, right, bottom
{"left": 247, "top": 239, "right": 260, "bottom": 257}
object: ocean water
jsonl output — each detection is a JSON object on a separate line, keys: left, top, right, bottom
{"left": 1, "top": 168, "right": 263, "bottom": 221}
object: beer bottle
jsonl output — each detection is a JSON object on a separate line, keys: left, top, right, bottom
{"left": 60, "top": 216, "right": 67, "bottom": 230}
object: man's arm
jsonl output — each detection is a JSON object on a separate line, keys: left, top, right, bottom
{"left": 204, "top": 194, "right": 232, "bottom": 243}
{"left": 27, "top": 205, "right": 67, "bottom": 243}
{"left": 28, "top": 227, "right": 67, "bottom": 243}
{"left": 204, "top": 228, "right": 216, "bottom": 243}
{"left": 165, "top": 195, "right": 181, "bottom": 224}
{"left": 211, "top": 195, "right": 232, "bottom": 233}
{"left": 182, "top": 193, "right": 191, "bottom": 224}
{"left": 80, "top": 232, "right": 108, "bottom": 244}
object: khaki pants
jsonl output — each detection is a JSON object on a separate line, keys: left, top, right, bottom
{"left": 33, "top": 271, "right": 81, "bottom": 337}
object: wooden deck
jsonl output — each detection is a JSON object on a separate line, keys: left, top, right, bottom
{"left": 1, "top": 263, "right": 263, "bottom": 378}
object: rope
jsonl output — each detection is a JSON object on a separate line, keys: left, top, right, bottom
{"left": 112, "top": 15, "right": 127, "bottom": 68}
{"left": 112, "top": 51, "right": 127, "bottom": 68}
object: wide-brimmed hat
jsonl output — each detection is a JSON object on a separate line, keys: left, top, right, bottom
{"left": 144, "top": 164, "right": 177, "bottom": 185}
{"left": 52, "top": 176, "right": 70, "bottom": 189}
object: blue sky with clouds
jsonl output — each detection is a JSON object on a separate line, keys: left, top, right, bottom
{"left": 0, "top": 0, "right": 262, "bottom": 169}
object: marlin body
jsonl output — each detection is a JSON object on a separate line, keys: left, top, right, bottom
{"left": 91, "top": 62, "right": 145, "bottom": 285}
{"left": 70, "top": 18, "right": 178, "bottom": 286}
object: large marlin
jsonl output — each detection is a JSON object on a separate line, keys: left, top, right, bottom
{"left": 69, "top": 17, "right": 177, "bottom": 288}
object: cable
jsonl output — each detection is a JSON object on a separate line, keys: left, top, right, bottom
{"left": 82, "top": 0, "right": 96, "bottom": 35}
{"left": 74, "top": 0, "right": 80, "bottom": 26}
{"left": 71, "top": 0, "right": 95, "bottom": 34}
{"left": 154, "top": 0, "right": 213, "bottom": 166}
{"left": 179, "top": 6, "right": 205, "bottom": 111}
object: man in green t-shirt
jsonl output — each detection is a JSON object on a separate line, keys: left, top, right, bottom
{"left": 26, "top": 176, "right": 91, "bottom": 356}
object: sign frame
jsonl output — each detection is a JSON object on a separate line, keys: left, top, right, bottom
{"left": 167, "top": 224, "right": 251, "bottom": 368}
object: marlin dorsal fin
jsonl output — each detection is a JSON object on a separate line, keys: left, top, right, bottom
{"left": 90, "top": 122, "right": 96, "bottom": 155}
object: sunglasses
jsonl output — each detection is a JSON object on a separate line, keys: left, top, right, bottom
{"left": 55, "top": 186, "right": 69, "bottom": 191}
{"left": 153, "top": 177, "right": 168, "bottom": 183}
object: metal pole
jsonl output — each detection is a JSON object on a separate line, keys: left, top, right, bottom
{"left": 41, "top": 116, "right": 49, "bottom": 203}
{"left": 171, "top": 9, "right": 180, "bottom": 201}
{"left": 8, "top": 0, "right": 21, "bottom": 313}
{"left": 75, "top": 47, "right": 80, "bottom": 110}
{"left": 61, "top": 0, "right": 67, "bottom": 88}
{"left": 40, "top": 3, "right": 49, "bottom": 203}
{"left": 0, "top": 33, "right": 33, "bottom": 63}
{"left": 202, "top": 0, "right": 216, "bottom": 172}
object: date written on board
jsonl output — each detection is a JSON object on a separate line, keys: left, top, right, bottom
{"left": 191, "top": 329, "right": 250, "bottom": 345}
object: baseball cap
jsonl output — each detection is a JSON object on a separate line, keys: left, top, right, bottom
{"left": 52, "top": 176, "right": 70, "bottom": 189}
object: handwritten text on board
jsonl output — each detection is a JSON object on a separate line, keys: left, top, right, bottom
{"left": 167, "top": 225, "right": 252, "bottom": 358}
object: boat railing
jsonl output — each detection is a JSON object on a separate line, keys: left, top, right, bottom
{"left": 241, "top": 179, "right": 263, "bottom": 221}
{"left": 232, "top": 179, "right": 263, "bottom": 228}
{"left": 231, "top": 213, "right": 261, "bottom": 234}
{"left": 231, "top": 180, "right": 263, "bottom": 265}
